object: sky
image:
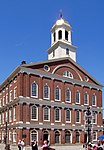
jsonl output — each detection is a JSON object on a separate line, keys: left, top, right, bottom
{"left": 0, "top": 0, "right": 104, "bottom": 109}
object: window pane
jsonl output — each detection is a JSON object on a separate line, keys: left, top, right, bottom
{"left": 44, "top": 107, "right": 49, "bottom": 120}
{"left": 55, "top": 88, "right": 60, "bottom": 100}
{"left": 76, "top": 92, "right": 80, "bottom": 103}
{"left": 55, "top": 108, "right": 60, "bottom": 121}
{"left": 44, "top": 85, "right": 49, "bottom": 99}
{"left": 32, "top": 83, "right": 37, "bottom": 97}
{"left": 66, "top": 89, "right": 71, "bottom": 102}
{"left": 66, "top": 109, "right": 70, "bottom": 122}
{"left": 31, "top": 106, "right": 37, "bottom": 119}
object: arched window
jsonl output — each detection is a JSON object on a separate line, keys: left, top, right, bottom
{"left": 92, "top": 94, "right": 96, "bottom": 106}
{"left": 63, "top": 71, "right": 73, "bottom": 79}
{"left": 66, "top": 109, "right": 71, "bottom": 122}
{"left": 58, "top": 30, "right": 62, "bottom": 40}
{"left": 44, "top": 84, "right": 50, "bottom": 99}
{"left": 76, "top": 131, "right": 80, "bottom": 143}
{"left": 43, "top": 130, "right": 49, "bottom": 141}
{"left": 55, "top": 87, "right": 61, "bottom": 101}
{"left": 31, "top": 105, "right": 38, "bottom": 120}
{"left": 55, "top": 131, "right": 60, "bottom": 144}
{"left": 30, "top": 130, "right": 37, "bottom": 142}
{"left": 53, "top": 32, "right": 56, "bottom": 42}
{"left": 75, "top": 91, "right": 80, "bottom": 104}
{"left": 31, "top": 82, "right": 38, "bottom": 97}
{"left": 55, "top": 108, "right": 60, "bottom": 121}
{"left": 65, "top": 130, "right": 71, "bottom": 143}
{"left": 84, "top": 92, "right": 89, "bottom": 105}
{"left": 65, "top": 88, "right": 71, "bottom": 102}
{"left": 44, "top": 107, "right": 50, "bottom": 121}
{"left": 65, "top": 30, "right": 68, "bottom": 41}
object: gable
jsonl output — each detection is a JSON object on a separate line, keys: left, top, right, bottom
{"left": 21, "top": 57, "right": 102, "bottom": 87}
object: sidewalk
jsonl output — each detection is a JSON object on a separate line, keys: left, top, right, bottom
{"left": 0, "top": 144, "right": 84, "bottom": 150}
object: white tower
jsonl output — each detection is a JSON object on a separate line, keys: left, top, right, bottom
{"left": 48, "top": 14, "right": 76, "bottom": 62}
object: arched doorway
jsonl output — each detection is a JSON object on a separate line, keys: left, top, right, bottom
{"left": 76, "top": 131, "right": 80, "bottom": 143}
{"left": 43, "top": 131, "right": 49, "bottom": 141}
{"left": 55, "top": 130, "right": 60, "bottom": 144}
{"left": 65, "top": 130, "right": 71, "bottom": 143}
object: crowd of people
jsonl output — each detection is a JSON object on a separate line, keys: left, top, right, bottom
{"left": 83, "top": 141, "right": 104, "bottom": 150}
{"left": 18, "top": 139, "right": 54, "bottom": 150}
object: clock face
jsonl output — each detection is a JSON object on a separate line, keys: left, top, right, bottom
{"left": 43, "top": 65, "right": 50, "bottom": 72}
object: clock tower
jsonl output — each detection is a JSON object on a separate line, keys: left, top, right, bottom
{"left": 48, "top": 14, "right": 76, "bottom": 62}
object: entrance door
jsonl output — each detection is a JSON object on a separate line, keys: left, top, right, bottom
{"left": 43, "top": 131, "right": 49, "bottom": 141}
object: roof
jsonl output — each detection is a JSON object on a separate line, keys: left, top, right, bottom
{"left": 0, "top": 57, "right": 103, "bottom": 90}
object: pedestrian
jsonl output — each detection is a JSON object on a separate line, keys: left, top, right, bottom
{"left": 31, "top": 139, "right": 38, "bottom": 150}
{"left": 18, "top": 140, "right": 22, "bottom": 150}
{"left": 21, "top": 139, "right": 25, "bottom": 150}
{"left": 41, "top": 140, "right": 49, "bottom": 149}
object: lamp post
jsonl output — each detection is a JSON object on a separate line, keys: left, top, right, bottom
{"left": 85, "top": 107, "right": 92, "bottom": 144}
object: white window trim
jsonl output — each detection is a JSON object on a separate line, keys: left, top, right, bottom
{"left": 31, "top": 82, "right": 38, "bottom": 98}
{"left": 14, "top": 87, "right": 17, "bottom": 99}
{"left": 76, "top": 110, "right": 81, "bottom": 123}
{"left": 31, "top": 105, "right": 38, "bottom": 121}
{"left": 43, "top": 84, "right": 50, "bottom": 100}
{"left": 30, "top": 130, "right": 38, "bottom": 143}
{"left": 75, "top": 91, "right": 80, "bottom": 104}
{"left": 55, "top": 108, "right": 61, "bottom": 122}
{"left": 43, "top": 106, "right": 50, "bottom": 121}
{"left": 92, "top": 94, "right": 96, "bottom": 106}
{"left": 66, "top": 109, "right": 71, "bottom": 123}
{"left": 84, "top": 92, "right": 89, "bottom": 105}
{"left": 55, "top": 87, "right": 61, "bottom": 101}
{"left": 65, "top": 88, "right": 71, "bottom": 103}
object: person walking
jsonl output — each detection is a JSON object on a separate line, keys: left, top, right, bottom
{"left": 18, "top": 140, "right": 22, "bottom": 150}
{"left": 31, "top": 140, "right": 38, "bottom": 150}
{"left": 21, "top": 139, "right": 25, "bottom": 150}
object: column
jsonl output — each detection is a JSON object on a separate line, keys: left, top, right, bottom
{"left": 26, "top": 73, "right": 30, "bottom": 98}
{"left": 39, "top": 105, "right": 43, "bottom": 124}
{"left": 38, "top": 128, "right": 43, "bottom": 146}
{"left": 39, "top": 76, "right": 43, "bottom": 100}
{"left": 51, "top": 106, "right": 54, "bottom": 125}
{"left": 25, "top": 128, "right": 30, "bottom": 145}
{"left": 26, "top": 104, "right": 30, "bottom": 124}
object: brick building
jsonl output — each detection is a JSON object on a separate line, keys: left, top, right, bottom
{"left": 0, "top": 15, "right": 103, "bottom": 146}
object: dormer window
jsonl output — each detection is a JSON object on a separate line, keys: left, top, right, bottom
{"left": 58, "top": 30, "right": 62, "bottom": 40}
{"left": 65, "top": 30, "right": 68, "bottom": 41}
{"left": 63, "top": 71, "right": 73, "bottom": 79}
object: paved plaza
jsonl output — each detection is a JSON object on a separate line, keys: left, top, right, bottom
{"left": 0, "top": 144, "right": 84, "bottom": 150}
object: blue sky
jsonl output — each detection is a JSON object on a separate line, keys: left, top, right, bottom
{"left": 0, "top": 0, "right": 104, "bottom": 108}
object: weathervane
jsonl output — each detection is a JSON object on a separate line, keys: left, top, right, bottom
{"left": 60, "top": 9, "right": 63, "bottom": 18}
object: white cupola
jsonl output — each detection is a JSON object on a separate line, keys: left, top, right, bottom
{"left": 48, "top": 13, "right": 76, "bottom": 62}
